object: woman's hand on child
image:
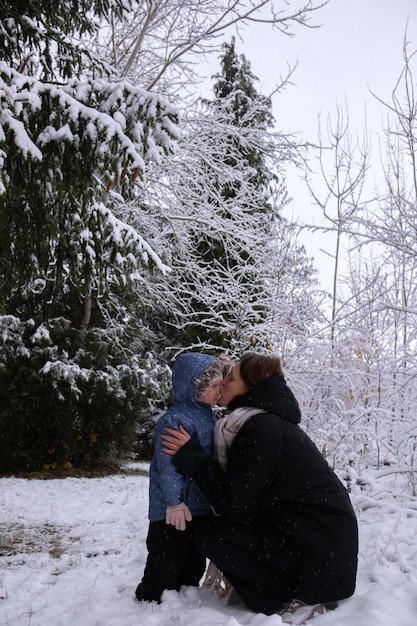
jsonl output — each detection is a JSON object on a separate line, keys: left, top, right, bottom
{"left": 162, "top": 424, "right": 191, "bottom": 455}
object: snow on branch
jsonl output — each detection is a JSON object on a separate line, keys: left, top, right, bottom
{"left": 0, "top": 61, "right": 179, "bottom": 194}
{"left": 98, "top": 202, "right": 171, "bottom": 275}
{"left": 110, "top": 0, "right": 328, "bottom": 90}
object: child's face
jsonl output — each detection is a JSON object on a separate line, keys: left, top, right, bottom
{"left": 199, "top": 377, "right": 223, "bottom": 406}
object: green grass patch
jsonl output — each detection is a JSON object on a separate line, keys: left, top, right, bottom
{"left": 0, "top": 522, "right": 72, "bottom": 558}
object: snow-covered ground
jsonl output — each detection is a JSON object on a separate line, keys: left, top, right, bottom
{"left": 1, "top": 463, "right": 417, "bottom": 626}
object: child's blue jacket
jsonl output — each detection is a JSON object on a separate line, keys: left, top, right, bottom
{"left": 148, "top": 352, "right": 217, "bottom": 521}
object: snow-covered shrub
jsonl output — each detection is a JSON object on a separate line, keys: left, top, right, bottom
{"left": 0, "top": 316, "right": 171, "bottom": 472}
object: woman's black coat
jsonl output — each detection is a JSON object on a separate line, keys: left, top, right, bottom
{"left": 172, "top": 374, "right": 358, "bottom": 608}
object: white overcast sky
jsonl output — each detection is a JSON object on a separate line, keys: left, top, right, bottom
{"left": 197, "top": 0, "right": 417, "bottom": 290}
{"left": 202, "top": 0, "right": 417, "bottom": 290}
{"left": 247, "top": 0, "right": 417, "bottom": 138}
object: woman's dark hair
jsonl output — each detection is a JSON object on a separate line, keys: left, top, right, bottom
{"left": 239, "top": 352, "right": 283, "bottom": 388}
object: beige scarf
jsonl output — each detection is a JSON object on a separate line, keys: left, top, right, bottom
{"left": 214, "top": 406, "right": 266, "bottom": 471}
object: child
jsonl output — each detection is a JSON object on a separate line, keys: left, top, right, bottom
{"left": 135, "top": 352, "right": 234, "bottom": 604}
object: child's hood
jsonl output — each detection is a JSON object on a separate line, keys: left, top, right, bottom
{"left": 172, "top": 353, "right": 217, "bottom": 406}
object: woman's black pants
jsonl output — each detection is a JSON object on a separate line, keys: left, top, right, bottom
{"left": 195, "top": 516, "right": 300, "bottom": 614}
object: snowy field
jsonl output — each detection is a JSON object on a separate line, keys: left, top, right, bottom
{"left": 1, "top": 463, "right": 417, "bottom": 626}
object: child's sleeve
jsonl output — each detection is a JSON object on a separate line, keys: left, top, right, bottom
{"left": 154, "top": 414, "right": 196, "bottom": 507}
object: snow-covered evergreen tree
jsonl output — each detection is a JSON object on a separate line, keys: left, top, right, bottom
{"left": 175, "top": 38, "right": 284, "bottom": 350}
{"left": 90, "top": 0, "right": 328, "bottom": 357}
{"left": 0, "top": 0, "right": 328, "bottom": 470}
{"left": 0, "top": 2, "right": 179, "bottom": 326}
{"left": 146, "top": 39, "right": 321, "bottom": 355}
{"left": 211, "top": 37, "right": 275, "bottom": 202}
{"left": 0, "top": 1, "right": 178, "bottom": 471}
{"left": 98, "top": 0, "right": 326, "bottom": 91}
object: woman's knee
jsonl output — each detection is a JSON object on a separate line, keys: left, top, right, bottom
{"left": 194, "top": 517, "right": 222, "bottom": 553}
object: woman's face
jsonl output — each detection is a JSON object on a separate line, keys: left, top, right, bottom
{"left": 219, "top": 363, "right": 248, "bottom": 407}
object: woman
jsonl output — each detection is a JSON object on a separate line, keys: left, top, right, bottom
{"left": 161, "top": 352, "right": 358, "bottom": 623}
